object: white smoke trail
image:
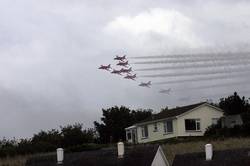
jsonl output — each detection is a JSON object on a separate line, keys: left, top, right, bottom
{"left": 154, "top": 72, "right": 250, "bottom": 85}
{"left": 139, "top": 66, "right": 250, "bottom": 78}
{"left": 174, "top": 79, "right": 249, "bottom": 92}
{"left": 130, "top": 52, "right": 250, "bottom": 59}
{"left": 132, "top": 55, "right": 250, "bottom": 65}
{"left": 135, "top": 59, "right": 250, "bottom": 71}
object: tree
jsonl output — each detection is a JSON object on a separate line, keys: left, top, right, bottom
{"left": 32, "top": 129, "right": 62, "bottom": 146}
{"left": 94, "top": 106, "right": 152, "bottom": 143}
{"left": 0, "top": 124, "right": 96, "bottom": 157}
{"left": 61, "top": 123, "right": 94, "bottom": 148}
{"left": 160, "top": 106, "right": 169, "bottom": 112}
{"left": 219, "top": 92, "right": 250, "bottom": 115}
{"left": 31, "top": 129, "right": 62, "bottom": 152}
{"left": 94, "top": 122, "right": 109, "bottom": 144}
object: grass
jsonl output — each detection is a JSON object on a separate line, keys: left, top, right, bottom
{"left": 0, "top": 153, "right": 55, "bottom": 166}
{"left": 0, "top": 143, "right": 107, "bottom": 166}
{"left": 0, "top": 155, "right": 30, "bottom": 166}
{"left": 162, "top": 137, "right": 250, "bottom": 165}
{"left": 2, "top": 138, "right": 250, "bottom": 166}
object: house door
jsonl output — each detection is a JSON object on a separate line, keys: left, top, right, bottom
{"left": 132, "top": 129, "right": 137, "bottom": 144}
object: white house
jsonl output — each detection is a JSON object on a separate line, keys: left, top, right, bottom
{"left": 125, "top": 102, "right": 224, "bottom": 144}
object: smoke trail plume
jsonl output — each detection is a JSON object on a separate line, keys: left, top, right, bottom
{"left": 135, "top": 59, "right": 250, "bottom": 71}
{"left": 139, "top": 66, "right": 250, "bottom": 78}
{"left": 130, "top": 52, "right": 250, "bottom": 59}
{"left": 175, "top": 80, "right": 249, "bottom": 91}
{"left": 154, "top": 72, "right": 250, "bottom": 85}
{"left": 132, "top": 56, "right": 250, "bottom": 65}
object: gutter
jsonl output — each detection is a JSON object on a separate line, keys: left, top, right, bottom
{"left": 135, "top": 117, "right": 177, "bottom": 126}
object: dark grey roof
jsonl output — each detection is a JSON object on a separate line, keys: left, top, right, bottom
{"left": 26, "top": 145, "right": 158, "bottom": 166}
{"left": 172, "top": 148, "right": 250, "bottom": 166}
{"left": 138, "top": 102, "right": 207, "bottom": 124}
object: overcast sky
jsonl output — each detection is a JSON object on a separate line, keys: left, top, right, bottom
{"left": 1, "top": 0, "right": 250, "bottom": 138}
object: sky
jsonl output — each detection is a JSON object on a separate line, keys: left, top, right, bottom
{"left": 1, "top": 0, "right": 250, "bottom": 138}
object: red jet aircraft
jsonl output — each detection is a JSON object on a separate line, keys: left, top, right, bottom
{"left": 117, "top": 60, "right": 129, "bottom": 67}
{"left": 124, "top": 74, "right": 136, "bottom": 80}
{"left": 139, "top": 81, "right": 151, "bottom": 88}
{"left": 111, "top": 69, "right": 122, "bottom": 75}
{"left": 120, "top": 67, "right": 132, "bottom": 74}
{"left": 159, "top": 88, "right": 171, "bottom": 94}
{"left": 114, "top": 55, "right": 126, "bottom": 61}
{"left": 98, "top": 64, "right": 111, "bottom": 71}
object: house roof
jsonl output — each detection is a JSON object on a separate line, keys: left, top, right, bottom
{"left": 172, "top": 148, "right": 250, "bottom": 166}
{"left": 125, "top": 125, "right": 136, "bottom": 130}
{"left": 137, "top": 102, "right": 207, "bottom": 124}
{"left": 26, "top": 145, "right": 159, "bottom": 166}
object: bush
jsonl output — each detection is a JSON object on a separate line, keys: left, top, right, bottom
{"left": 205, "top": 123, "right": 250, "bottom": 138}
{"left": 0, "top": 123, "right": 96, "bottom": 158}
{"left": 66, "top": 143, "right": 105, "bottom": 152}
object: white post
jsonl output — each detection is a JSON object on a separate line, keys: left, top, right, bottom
{"left": 205, "top": 144, "right": 213, "bottom": 161}
{"left": 57, "top": 148, "right": 64, "bottom": 164}
{"left": 117, "top": 142, "right": 124, "bottom": 158}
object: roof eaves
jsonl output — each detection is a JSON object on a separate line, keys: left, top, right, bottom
{"left": 135, "top": 116, "right": 177, "bottom": 126}
{"left": 204, "top": 103, "right": 224, "bottom": 113}
{"left": 175, "top": 103, "right": 207, "bottom": 118}
{"left": 125, "top": 125, "right": 137, "bottom": 130}
{"left": 175, "top": 102, "right": 223, "bottom": 118}
{"left": 134, "top": 102, "right": 213, "bottom": 126}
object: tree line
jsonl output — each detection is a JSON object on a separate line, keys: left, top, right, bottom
{"left": 94, "top": 106, "right": 152, "bottom": 143}
{"left": 1, "top": 92, "right": 250, "bottom": 157}
{"left": 205, "top": 92, "right": 250, "bottom": 137}
{"left": 0, "top": 124, "right": 95, "bottom": 157}
{"left": 0, "top": 107, "right": 152, "bottom": 157}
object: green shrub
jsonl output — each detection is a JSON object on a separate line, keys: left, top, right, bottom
{"left": 66, "top": 143, "right": 105, "bottom": 152}
{"left": 205, "top": 123, "right": 250, "bottom": 138}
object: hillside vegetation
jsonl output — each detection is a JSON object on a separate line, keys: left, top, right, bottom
{"left": 0, "top": 153, "right": 54, "bottom": 166}
{"left": 162, "top": 137, "right": 250, "bottom": 165}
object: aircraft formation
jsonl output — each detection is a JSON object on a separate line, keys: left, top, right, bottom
{"left": 98, "top": 55, "right": 172, "bottom": 94}
{"left": 98, "top": 55, "right": 168, "bottom": 92}
{"left": 99, "top": 51, "right": 250, "bottom": 99}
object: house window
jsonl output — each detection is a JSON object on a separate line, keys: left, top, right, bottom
{"left": 185, "top": 119, "right": 201, "bottom": 131}
{"left": 212, "top": 118, "right": 219, "bottom": 125}
{"left": 153, "top": 123, "right": 158, "bottom": 132}
{"left": 127, "top": 132, "right": 132, "bottom": 140}
{"left": 164, "top": 120, "right": 173, "bottom": 133}
{"left": 230, "top": 120, "right": 236, "bottom": 127}
{"left": 141, "top": 125, "right": 148, "bottom": 138}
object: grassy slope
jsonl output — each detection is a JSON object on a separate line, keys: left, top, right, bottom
{"left": 0, "top": 155, "right": 30, "bottom": 166}
{"left": 0, "top": 153, "right": 55, "bottom": 166}
{"left": 2, "top": 138, "right": 250, "bottom": 166}
{"left": 162, "top": 137, "right": 250, "bottom": 165}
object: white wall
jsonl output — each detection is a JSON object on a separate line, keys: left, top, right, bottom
{"left": 136, "top": 104, "right": 224, "bottom": 143}
{"left": 137, "top": 119, "right": 177, "bottom": 143}
{"left": 176, "top": 105, "right": 224, "bottom": 137}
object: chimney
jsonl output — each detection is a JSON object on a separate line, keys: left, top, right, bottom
{"left": 57, "top": 148, "right": 64, "bottom": 164}
{"left": 117, "top": 141, "right": 124, "bottom": 158}
{"left": 205, "top": 144, "right": 213, "bottom": 161}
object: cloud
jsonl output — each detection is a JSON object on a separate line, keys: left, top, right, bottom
{"left": 106, "top": 8, "right": 204, "bottom": 49}
{"left": 0, "top": 0, "right": 250, "bottom": 138}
